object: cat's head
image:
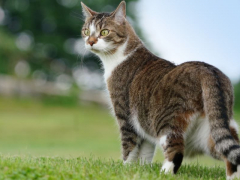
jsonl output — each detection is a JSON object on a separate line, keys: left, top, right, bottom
{"left": 81, "top": 1, "right": 128, "bottom": 55}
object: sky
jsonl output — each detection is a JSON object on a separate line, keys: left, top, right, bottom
{"left": 138, "top": 0, "right": 240, "bottom": 83}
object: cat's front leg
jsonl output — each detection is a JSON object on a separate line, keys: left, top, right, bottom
{"left": 119, "top": 121, "right": 141, "bottom": 164}
{"left": 138, "top": 139, "right": 156, "bottom": 165}
{"left": 120, "top": 121, "right": 156, "bottom": 164}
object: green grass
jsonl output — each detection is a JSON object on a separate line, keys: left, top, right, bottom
{"left": 0, "top": 155, "right": 226, "bottom": 180}
{"left": 0, "top": 97, "right": 240, "bottom": 179}
{"left": 0, "top": 97, "right": 120, "bottom": 158}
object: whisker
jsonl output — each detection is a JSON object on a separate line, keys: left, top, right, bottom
{"left": 71, "top": 11, "right": 85, "bottom": 22}
{"left": 80, "top": 49, "right": 89, "bottom": 67}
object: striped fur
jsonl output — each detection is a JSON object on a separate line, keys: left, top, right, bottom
{"left": 81, "top": 1, "right": 240, "bottom": 179}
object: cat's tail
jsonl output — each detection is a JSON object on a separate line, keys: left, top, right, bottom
{"left": 202, "top": 66, "right": 240, "bottom": 165}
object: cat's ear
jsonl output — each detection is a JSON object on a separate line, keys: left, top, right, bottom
{"left": 110, "top": 1, "right": 126, "bottom": 24}
{"left": 81, "top": 2, "right": 97, "bottom": 20}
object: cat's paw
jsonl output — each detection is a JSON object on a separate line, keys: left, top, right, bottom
{"left": 227, "top": 165, "right": 240, "bottom": 180}
{"left": 123, "top": 158, "right": 137, "bottom": 165}
{"left": 123, "top": 160, "right": 131, "bottom": 165}
{"left": 160, "top": 160, "right": 174, "bottom": 174}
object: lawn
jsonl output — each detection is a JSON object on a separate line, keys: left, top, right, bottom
{"left": 0, "top": 156, "right": 226, "bottom": 180}
{"left": 0, "top": 97, "right": 120, "bottom": 158}
{"left": 0, "top": 97, "right": 239, "bottom": 179}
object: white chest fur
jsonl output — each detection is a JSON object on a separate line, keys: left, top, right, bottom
{"left": 98, "top": 41, "right": 128, "bottom": 81}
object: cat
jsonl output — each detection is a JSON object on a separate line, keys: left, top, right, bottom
{"left": 81, "top": 1, "right": 240, "bottom": 179}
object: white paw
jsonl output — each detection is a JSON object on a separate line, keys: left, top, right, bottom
{"left": 123, "top": 146, "right": 139, "bottom": 165}
{"left": 139, "top": 157, "right": 152, "bottom": 165}
{"left": 123, "top": 160, "right": 131, "bottom": 165}
{"left": 160, "top": 160, "right": 174, "bottom": 174}
{"left": 227, "top": 165, "right": 240, "bottom": 180}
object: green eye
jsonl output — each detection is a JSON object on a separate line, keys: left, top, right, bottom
{"left": 84, "top": 29, "right": 90, "bottom": 36}
{"left": 100, "top": 29, "right": 109, "bottom": 36}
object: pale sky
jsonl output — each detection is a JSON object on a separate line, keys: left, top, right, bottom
{"left": 138, "top": 0, "right": 240, "bottom": 83}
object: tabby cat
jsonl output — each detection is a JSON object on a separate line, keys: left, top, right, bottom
{"left": 81, "top": 1, "right": 240, "bottom": 179}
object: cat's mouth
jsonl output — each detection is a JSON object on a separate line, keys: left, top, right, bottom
{"left": 87, "top": 45, "right": 105, "bottom": 53}
{"left": 86, "top": 45, "right": 98, "bottom": 52}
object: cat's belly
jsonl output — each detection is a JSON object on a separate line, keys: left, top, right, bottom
{"left": 131, "top": 112, "right": 212, "bottom": 157}
{"left": 131, "top": 113, "right": 158, "bottom": 144}
{"left": 183, "top": 115, "right": 211, "bottom": 157}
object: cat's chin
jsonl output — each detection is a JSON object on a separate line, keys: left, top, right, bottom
{"left": 85, "top": 45, "right": 114, "bottom": 55}
{"left": 90, "top": 48, "right": 110, "bottom": 55}
{"left": 85, "top": 46, "right": 100, "bottom": 53}
{"left": 90, "top": 49, "right": 101, "bottom": 54}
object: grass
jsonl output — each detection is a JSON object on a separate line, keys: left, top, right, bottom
{"left": 0, "top": 97, "right": 120, "bottom": 158}
{"left": 0, "top": 97, "right": 240, "bottom": 179}
{"left": 0, "top": 155, "right": 226, "bottom": 180}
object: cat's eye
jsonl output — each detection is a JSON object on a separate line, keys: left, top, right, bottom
{"left": 100, "top": 29, "right": 109, "bottom": 36}
{"left": 84, "top": 29, "right": 90, "bottom": 36}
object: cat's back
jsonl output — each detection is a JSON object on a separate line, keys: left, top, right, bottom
{"left": 131, "top": 60, "right": 232, "bottom": 98}
{"left": 163, "top": 60, "right": 232, "bottom": 91}
{"left": 130, "top": 60, "right": 233, "bottom": 117}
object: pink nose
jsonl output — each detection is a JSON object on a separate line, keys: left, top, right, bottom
{"left": 89, "top": 40, "right": 95, "bottom": 46}
{"left": 88, "top": 37, "right": 98, "bottom": 46}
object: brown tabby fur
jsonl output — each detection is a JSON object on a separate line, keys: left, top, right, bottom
{"left": 81, "top": 1, "right": 240, "bottom": 179}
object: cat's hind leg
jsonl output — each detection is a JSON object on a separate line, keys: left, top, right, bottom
{"left": 225, "top": 160, "right": 240, "bottom": 180}
{"left": 208, "top": 138, "right": 240, "bottom": 180}
{"left": 225, "top": 120, "right": 240, "bottom": 180}
{"left": 159, "top": 132, "right": 184, "bottom": 174}
{"left": 207, "top": 119, "right": 240, "bottom": 180}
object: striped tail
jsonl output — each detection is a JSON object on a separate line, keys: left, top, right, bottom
{"left": 202, "top": 67, "right": 240, "bottom": 165}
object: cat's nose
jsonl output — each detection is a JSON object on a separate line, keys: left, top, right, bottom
{"left": 88, "top": 37, "right": 98, "bottom": 46}
{"left": 89, "top": 41, "right": 95, "bottom": 46}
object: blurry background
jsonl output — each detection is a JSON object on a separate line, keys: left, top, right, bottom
{"left": 0, "top": 0, "right": 239, "bottom": 167}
